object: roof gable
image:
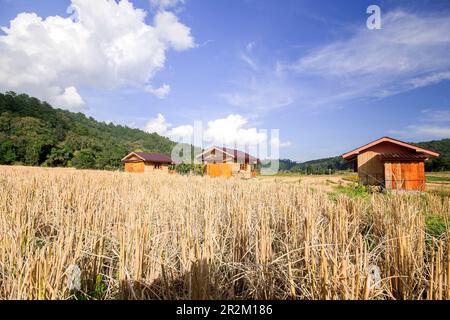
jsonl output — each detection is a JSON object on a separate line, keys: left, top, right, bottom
{"left": 196, "top": 146, "right": 259, "bottom": 163}
{"left": 342, "top": 136, "right": 440, "bottom": 160}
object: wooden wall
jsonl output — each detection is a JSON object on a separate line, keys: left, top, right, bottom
{"left": 205, "top": 163, "right": 257, "bottom": 178}
{"left": 384, "top": 162, "right": 425, "bottom": 191}
{"left": 124, "top": 162, "right": 145, "bottom": 173}
{"left": 357, "top": 151, "right": 385, "bottom": 185}
{"left": 124, "top": 161, "right": 169, "bottom": 174}
{"left": 206, "top": 163, "right": 232, "bottom": 177}
{"left": 144, "top": 163, "right": 169, "bottom": 173}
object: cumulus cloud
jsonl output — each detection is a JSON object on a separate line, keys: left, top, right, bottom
{"left": 145, "top": 113, "right": 170, "bottom": 135}
{"left": 288, "top": 10, "right": 450, "bottom": 105}
{"left": 153, "top": 10, "right": 195, "bottom": 51}
{"left": 144, "top": 113, "right": 291, "bottom": 148}
{"left": 203, "top": 114, "right": 266, "bottom": 146}
{"left": 50, "top": 86, "right": 85, "bottom": 111}
{"left": 145, "top": 84, "right": 171, "bottom": 99}
{"left": 169, "top": 124, "right": 194, "bottom": 141}
{"left": 0, "top": 0, "right": 194, "bottom": 110}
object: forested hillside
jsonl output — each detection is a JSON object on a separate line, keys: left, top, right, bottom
{"left": 414, "top": 139, "right": 450, "bottom": 171}
{"left": 0, "top": 92, "right": 175, "bottom": 169}
{"left": 278, "top": 157, "right": 351, "bottom": 174}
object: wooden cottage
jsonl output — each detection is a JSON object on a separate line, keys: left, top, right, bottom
{"left": 196, "top": 146, "right": 259, "bottom": 178}
{"left": 342, "top": 137, "right": 439, "bottom": 191}
{"left": 121, "top": 152, "right": 173, "bottom": 173}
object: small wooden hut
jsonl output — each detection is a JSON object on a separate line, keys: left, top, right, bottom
{"left": 342, "top": 137, "right": 439, "bottom": 191}
{"left": 196, "top": 146, "right": 259, "bottom": 178}
{"left": 121, "top": 152, "right": 173, "bottom": 173}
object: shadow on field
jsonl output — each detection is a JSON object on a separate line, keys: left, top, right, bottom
{"left": 118, "top": 259, "right": 220, "bottom": 300}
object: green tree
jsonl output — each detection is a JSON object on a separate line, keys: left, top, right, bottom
{"left": 0, "top": 141, "right": 17, "bottom": 164}
{"left": 71, "top": 149, "right": 96, "bottom": 169}
{"left": 43, "top": 145, "right": 73, "bottom": 167}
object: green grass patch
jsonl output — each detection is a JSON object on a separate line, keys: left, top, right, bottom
{"left": 425, "top": 215, "right": 448, "bottom": 239}
{"left": 328, "top": 183, "right": 368, "bottom": 201}
{"left": 426, "top": 176, "right": 450, "bottom": 182}
{"left": 75, "top": 274, "right": 108, "bottom": 300}
{"left": 342, "top": 175, "right": 360, "bottom": 183}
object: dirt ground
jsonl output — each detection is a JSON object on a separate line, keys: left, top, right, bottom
{"left": 425, "top": 172, "right": 450, "bottom": 193}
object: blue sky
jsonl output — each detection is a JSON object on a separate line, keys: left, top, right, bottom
{"left": 0, "top": 0, "right": 450, "bottom": 161}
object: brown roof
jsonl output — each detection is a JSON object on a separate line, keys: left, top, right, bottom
{"left": 379, "top": 153, "right": 428, "bottom": 161}
{"left": 342, "top": 136, "right": 440, "bottom": 160}
{"left": 197, "top": 146, "right": 260, "bottom": 164}
{"left": 203, "top": 156, "right": 230, "bottom": 163}
{"left": 121, "top": 152, "right": 173, "bottom": 164}
{"left": 218, "top": 147, "right": 260, "bottom": 163}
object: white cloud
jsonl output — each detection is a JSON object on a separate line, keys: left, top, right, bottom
{"left": 390, "top": 125, "right": 450, "bottom": 139}
{"left": 421, "top": 109, "right": 450, "bottom": 122}
{"left": 145, "top": 113, "right": 171, "bottom": 135}
{"left": 389, "top": 108, "right": 450, "bottom": 139}
{"left": 220, "top": 11, "right": 450, "bottom": 113}
{"left": 145, "top": 83, "right": 171, "bottom": 99}
{"left": 144, "top": 113, "right": 291, "bottom": 148}
{"left": 50, "top": 86, "right": 85, "bottom": 110}
{"left": 150, "top": 0, "right": 184, "bottom": 10}
{"left": 0, "top": 0, "right": 194, "bottom": 110}
{"left": 280, "top": 141, "right": 292, "bottom": 148}
{"left": 406, "top": 71, "right": 450, "bottom": 90}
{"left": 153, "top": 10, "right": 195, "bottom": 51}
{"left": 203, "top": 114, "right": 266, "bottom": 146}
{"left": 287, "top": 10, "right": 450, "bottom": 106}
{"left": 144, "top": 113, "right": 194, "bottom": 141}
{"left": 270, "top": 136, "right": 291, "bottom": 149}
{"left": 169, "top": 124, "right": 193, "bottom": 140}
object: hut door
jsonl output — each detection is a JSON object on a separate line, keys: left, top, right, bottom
{"left": 386, "top": 162, "right": 425, "bottom": 191}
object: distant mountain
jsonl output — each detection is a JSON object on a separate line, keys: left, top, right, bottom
{"left": 0, "top": 91, "right": 176, "bottom": 169}
{"left": 278, "top": 156, "right": 351, "bottom": 174}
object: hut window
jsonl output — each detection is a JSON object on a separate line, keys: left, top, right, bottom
{"left": 240, "top": 164, "right": 248, "bottom": 171}
{"left": 154, "top": 163, "right": 162, "bottom": 169}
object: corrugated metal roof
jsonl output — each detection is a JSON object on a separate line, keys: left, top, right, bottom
{"left": 379, "top": 153, "right": 428, "bottom": 161}
{"left": 196, "top": 146, "right": 260, "bottom": 163}
{"left": 218, "top": 147, "right": 259, "bottom": 163}
{"left": 342, "top": 136, "right": 440, "bottom": 159}
{"left": 123, "top": 152, "right": 173, "bottom": 163}
{"left": 203, "top": 155, "right": 231, "bottom": 163}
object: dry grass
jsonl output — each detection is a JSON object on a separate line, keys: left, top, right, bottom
{"left": 256, "top": 174, "right": 354, "bottom": 193}
{"left": 0, "top": 165, "right": 449, "bottom": 300}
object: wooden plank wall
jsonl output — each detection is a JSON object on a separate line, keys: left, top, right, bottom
{"left": 384, "top": 162, "right": 425, "bottom": 191}
{"left": 124, "top": 162, "right": 145, "bottom": 173}
{"left": 357, "top": 151, "right": 385, "bottom": 185}
{"left": 206, "top": 163, "right": 232, "bottom": 177}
